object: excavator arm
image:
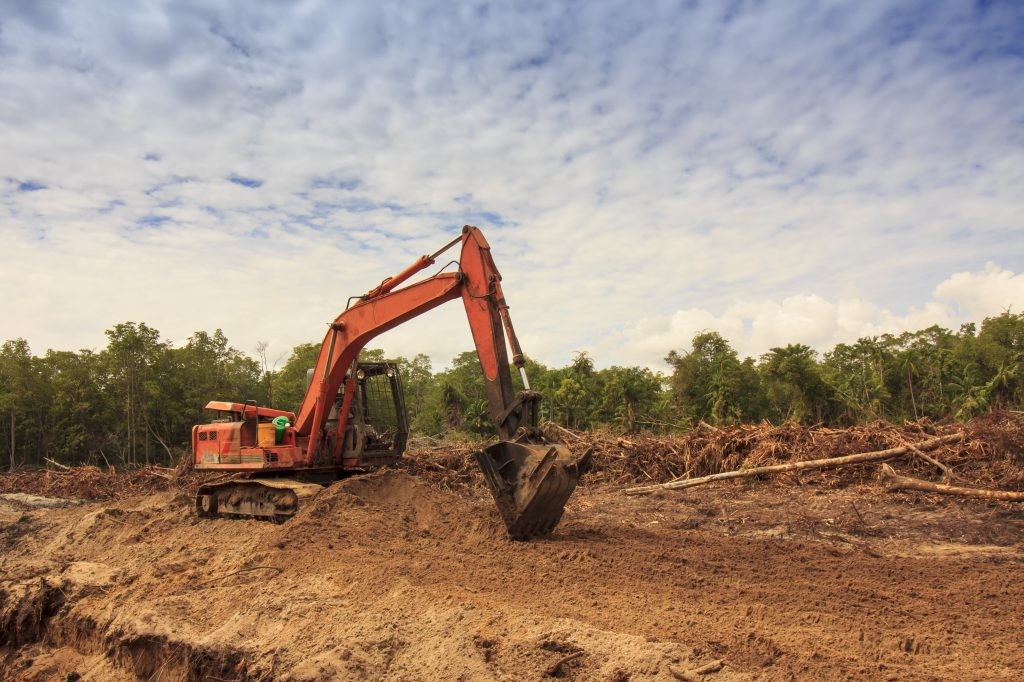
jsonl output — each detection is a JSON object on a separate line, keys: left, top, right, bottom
{"left": 295, "top": 271, "right": 463, "bottom": 463}
{"left": 297, "top": 226, "right": 533, "bottom": 458}
{"left": 294, "top": 225, "right": 588, "bottom": 537}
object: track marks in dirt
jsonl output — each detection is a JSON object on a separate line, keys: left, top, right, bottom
{"left": 2, "top": 471, "right": 1023, "bottom": 680}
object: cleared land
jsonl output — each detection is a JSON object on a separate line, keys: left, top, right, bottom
{"left": 1, "top": 415, "right": 1022, "bottom": 680}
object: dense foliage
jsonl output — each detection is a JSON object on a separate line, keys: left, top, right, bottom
{"left": 1, "top": 312, "right": 1021, "bottom": 469}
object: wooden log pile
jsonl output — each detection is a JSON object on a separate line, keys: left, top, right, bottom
{"left": 624, "top": 433, "right": 965, "bottom": 495}
{"left": 551, "top": 411, "right": 1024, "bottom": 493}
{"left": 400, "top": 411, "right": 1024, "bottom": 498}
{"left": 0, "top": 464, "right": 201, "bottom": 502}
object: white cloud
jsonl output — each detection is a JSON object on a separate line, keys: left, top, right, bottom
{"left": 609, "top": 264, "right": 1022, "bottom": 369}
{"left": 0, "top": 1, "right": 1022, "bottom": 373}
{"left": 933, "top": 263, "right": 1024, "bottom": 319}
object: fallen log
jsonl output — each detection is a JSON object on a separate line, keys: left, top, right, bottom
{"left": 879, "top": 464, "right": 1024, "bottom": 501}
{"left": 624, "top": 433, "right": 963, "bottom": 495}
{"left": 901, "top": 438, "right": 955, "bottom": 481}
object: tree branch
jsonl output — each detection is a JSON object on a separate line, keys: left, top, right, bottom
{"left": 624, "top": 433, "right": 963, "bottom": 495}
{"left": 879, "top": 464, "right": 1024, "bottom": 501}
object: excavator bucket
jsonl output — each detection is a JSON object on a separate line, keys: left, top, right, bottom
{"left": 475, "top": 441, "right": 591, "bottom": 539}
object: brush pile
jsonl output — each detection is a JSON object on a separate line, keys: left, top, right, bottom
{"left": 575, "top": 412, "right": 1024, "bottom": 489}
{"left": 402, "top": 441, "right": 486, "bottom": 491}
{"left": 2, "top": 413, "right": 1021, "bottom": 501}
{"left": 403, "top": 411, "right": 1024, "bottom": 492}
{"left": 0, "top": 464, "right": 207, "bottom": 502}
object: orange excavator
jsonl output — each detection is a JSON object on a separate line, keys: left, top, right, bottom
{"left": 191, "top": 226, "right": 590, "bottom": 538}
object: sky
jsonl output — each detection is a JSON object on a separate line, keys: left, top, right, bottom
{"left": 2, "top": 0, "right": 1023, "bottom": 373}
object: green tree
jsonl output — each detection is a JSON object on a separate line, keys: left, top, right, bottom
{"left": 554, "top": 377, "right": 587, "bottom": 428}
{"left": 900, "top": 326, "right": 957, "bottom": 418}
{"left": 401, "top": 353, "right": 434, "bottom": 432}
{"left": 666, "top": 332, "right": 762, "bottom": 426}
{"left": 975, "top": 311, "right": 1024, "bottom": 410}
{"left": 359, "top": 348, "right": 386, "bottom": 363}
{"left": 823, "top": 337, "right": 894, "bottom": 422}
{"left": 157, "top": 330, "right": 264, "bottom": 454}
{"left": 101, "top": 322, "right": 169, "bottom": 465}
{"left": 593, "top": 366, "right": 666, "bottom": 432}
{"left": 759, "top": 344, "right": 833, "bottom": 423}
{"left": 432, "top": 351, "right": 490, "bottom": 434}
{"left": 38, "top": 350, "right": 108, "bottom": 465}
{"left": 0, "top": 339, "right": 37, "bottom": 470}
{"left": 439, "top": 380, "right": 466, "bottom": 431}
{"left": 274, "top": 342, "right": 321, "bottom": 412}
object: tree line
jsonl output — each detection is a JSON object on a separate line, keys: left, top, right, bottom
{"left": 1, "top": 312, "right": 1021, "bottom": 469}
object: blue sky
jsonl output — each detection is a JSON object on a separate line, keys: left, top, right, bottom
{"left": 1, "top": 1, "right": 1022, "bottom": 370}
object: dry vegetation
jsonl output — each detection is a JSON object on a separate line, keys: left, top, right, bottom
{"left": 3, "top": 412, "right": 1022, "bottom": 503}
{"left": 405, "top": 411, "right": 1024, "bottom": 493}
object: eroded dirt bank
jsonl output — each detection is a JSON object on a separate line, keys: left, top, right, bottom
{"left": 1, "top": 468, "right": 1022, "bottom": 681}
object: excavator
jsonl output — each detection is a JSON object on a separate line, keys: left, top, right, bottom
{"left": 191, "top": 225, "right": 590, "bottom": 539}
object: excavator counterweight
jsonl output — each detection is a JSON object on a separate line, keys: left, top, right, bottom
{"left": 191, "top": 226, "right": 586, "bottom": 539}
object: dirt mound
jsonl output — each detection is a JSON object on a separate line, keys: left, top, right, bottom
{"left": 2, "top": 469, "right": 1023, "bottom": 679}
{"left": 275, "top": 469, "right": 507, "bottom": 550}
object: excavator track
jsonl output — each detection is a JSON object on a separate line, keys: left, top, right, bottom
{"left": 195, "top": 479, "right": 323, "bottom": 522}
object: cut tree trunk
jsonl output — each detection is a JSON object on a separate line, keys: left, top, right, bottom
{"left": 879, "top": 464, "right": 1024, "bottom": 501}
{"left": 624, "top": 433, "right": 963, "bottom": 495}
{"left": 9, "top": 410, "right": 14, "bottom": 473}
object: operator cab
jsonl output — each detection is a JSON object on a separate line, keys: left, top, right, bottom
{"left": 308, "top": 360, "right": 408, "bottom": 466}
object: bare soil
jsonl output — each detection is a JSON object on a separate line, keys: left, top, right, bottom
{"left": 1, "top": 468, "right": 1022, "bottom": 681}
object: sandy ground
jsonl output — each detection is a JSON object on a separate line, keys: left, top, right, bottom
{"left": 1, "top": 470, "right": 1022, "bottom": 681}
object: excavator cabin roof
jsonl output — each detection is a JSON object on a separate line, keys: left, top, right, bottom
{"left": 204, "top": 401, "right": 295, "bottom": 421}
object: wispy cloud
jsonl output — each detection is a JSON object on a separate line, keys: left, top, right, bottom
{"left": 0, "top": 1, "right": 1021, "bottom": 369}
{"left": 16, "top": 180, "right": 46, "bottom": 192}
{"left": 136, "top": 214, "right": 172, "bottom": 229}
{"left": 228, "top": 174, "right": 263, "bottom": 189}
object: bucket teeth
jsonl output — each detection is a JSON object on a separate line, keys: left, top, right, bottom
{"left": 474, "top": 441, "right": 585, "bottom": 540}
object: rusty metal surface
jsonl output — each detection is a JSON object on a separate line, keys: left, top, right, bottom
{"left": 475, "top": 441, "right": 589, "bottom": 539}
{"left": 203, "top": 401, "right": 295, "bottom": 420}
